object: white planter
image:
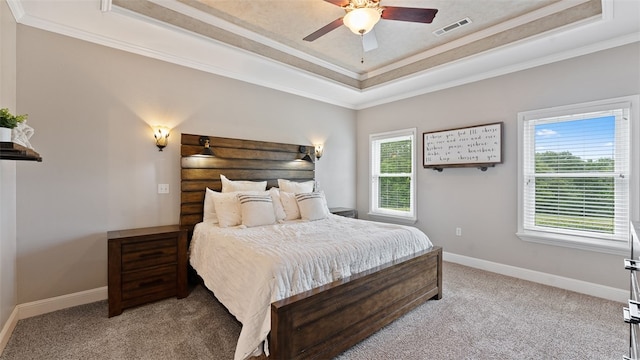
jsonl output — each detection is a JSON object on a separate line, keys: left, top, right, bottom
{"left": 0, "top": 127, "right": 11, "bottom": 142}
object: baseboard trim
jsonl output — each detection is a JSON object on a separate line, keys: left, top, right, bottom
{"left": 17, "top": 286, "right": 108, "bottom": 320}
{"left": 0, "top": 307, "right": 19, "bottom": 354}
{"left": 443, "top": 251, "right": 627, "bottom": 303}
{"left": 0, "top": 286, "right": 107, "bottom": 356}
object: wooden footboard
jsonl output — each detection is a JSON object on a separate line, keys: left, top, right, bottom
{"left": 270, "top": 246, "right": 443, "bottom": 359}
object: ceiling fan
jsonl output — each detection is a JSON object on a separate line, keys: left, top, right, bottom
{"left": 303, "top": 0, "right": 438, "bottom": 48}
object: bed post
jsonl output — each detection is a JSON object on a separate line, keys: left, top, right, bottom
{"left": 435, "top": 245, "right": 443, "bottom": 300}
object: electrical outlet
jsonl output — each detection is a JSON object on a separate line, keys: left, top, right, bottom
{"left": 455, "top": 227, "right": 462, "bottom": 236}
{"left": 158, "top": 184, "right": 169, "bottom": 194}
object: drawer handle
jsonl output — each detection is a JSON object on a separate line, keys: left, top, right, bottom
{"left": 137, "top": 251, "right": 165, "bottom": 258}
{"left": 138, "top": 279, "right": 166, "bottom": 288}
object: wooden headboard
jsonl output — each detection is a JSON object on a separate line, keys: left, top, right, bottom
{"left": 179, "top": 133, "right": 315, "bottom": 232}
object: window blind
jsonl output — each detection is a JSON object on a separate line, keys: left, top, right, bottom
{"left": 370, "top": 129, "right": 416, "bottom": 219}
{"left": 522, "top": 104, "right": 630, "bottom": 241}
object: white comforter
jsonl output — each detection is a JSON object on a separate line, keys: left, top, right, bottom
{"left": 189, "top": 214, "right": 433, "bottom": 360}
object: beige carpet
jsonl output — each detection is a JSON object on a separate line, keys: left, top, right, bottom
{"left": 0, "top": 262, "right": 625, "bottom": 359}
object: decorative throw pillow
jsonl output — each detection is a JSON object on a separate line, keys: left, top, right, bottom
{"left": 277, "top": 179, "right": 314, "bottom": 193}
{"left": 221, "top": 174, "right": 267, "bottom": 193}
{"left": 269, "top": 187, "right": 287, "bottom": 221}
{"left": 238, "top": 193, "right": 276, "bottom": 227}
{"left": 295, "top": 191, "right": 329, "bottom": 221}
{"left": 202, "top": 188, "right": 219, "bottom": 224}
{"left": 279, "top": 191, "right": 301, "bottom": 220}
{"left": 212, "top": 191, "right": 243, "bottom": 227}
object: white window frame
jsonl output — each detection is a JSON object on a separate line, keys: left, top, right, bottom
{"left": 517, "top": 95, "right": 639, "bottom": 255}
{"left": 369, "top": 128, "right": 417, "bottom": 222}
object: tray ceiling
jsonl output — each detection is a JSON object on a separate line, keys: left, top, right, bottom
{"left": 114, "top": 0, "right": 602, "bottom": 89}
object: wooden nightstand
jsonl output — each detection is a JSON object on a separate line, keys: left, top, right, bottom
{"left": 330, "top": 207, "right": 358, "bottom": 219}
{"left": 107, "top": 225, "right": 188, "bottom": 317}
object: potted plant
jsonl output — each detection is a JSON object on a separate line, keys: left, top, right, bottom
{"left": 0, "top": 108, "right": 28, "bottom": 142}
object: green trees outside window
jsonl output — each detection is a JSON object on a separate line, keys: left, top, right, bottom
{"left": 534, "top": 151, "right": 615, "bottom": 233}
{"left": 379, "top": 139, "right": 412, "bottom": 211}
{"left": 370, "top": 128, "right": 416, "bottom": 220}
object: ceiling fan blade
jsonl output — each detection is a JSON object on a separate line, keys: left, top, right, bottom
{"left": 323, "top": 0, "right": 350, "bottom": 6}
{"left": 303, "top": 17, "right": 344, "bottom": 42}
{"left": 362, "top": 29, "right": 378, "bottom": 52}
{"left": 381, "top": 7, "right": 438, "bottom": 23}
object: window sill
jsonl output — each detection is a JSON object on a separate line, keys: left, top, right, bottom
{"left": 367, "top": 212, "right": 417, "bottom": 225}
{"left": 516, "top": 230, "right": 628, "bottom": 256}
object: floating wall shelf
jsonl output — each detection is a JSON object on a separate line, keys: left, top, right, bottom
{"left": 0, "top": 142, "right": 42, "bottom": 162}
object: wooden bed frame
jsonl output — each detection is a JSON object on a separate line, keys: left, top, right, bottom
{"left": 180, "top": 133, "right": 443, "bottom": 360}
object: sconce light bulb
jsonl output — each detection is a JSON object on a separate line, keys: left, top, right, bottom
{"left": 315, "top": 144, "right": 324, "bottom": 160}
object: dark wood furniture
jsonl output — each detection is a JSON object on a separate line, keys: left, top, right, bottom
{"left": 0, "top": 142, "right": 42, "bottom": 161}
{"left": 180, "top": 133, "right": 443, "bottom": 359}
{"left": 179, "top": 134, "right": 315, "bottom": 228}
{"left": 271, "top": 247, "right": 441, "bottom": 359}
{"left": 107, "top": 225, "right": 188, "bottom": 317}
{"left": 329, "top": 207, "right": 358, "bottom": 219}
{"left": 625, "top": 221, "right": 640, "bottom": 359}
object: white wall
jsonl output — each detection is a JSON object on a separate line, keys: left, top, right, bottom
{"left": 14, "top": 25, "right": 356, "bottom": 304}
{"left": 357, "top": 42, "right": 640, "bottom": 291}
{"left": 0, "top": 0, "right": 18, "bottom": 335}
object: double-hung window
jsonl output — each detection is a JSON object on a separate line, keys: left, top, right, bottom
{"left": 369, "top": 128, "right": 416, "bottom": 221}
{"left": 517, "top": 96, "right": 638, "bottom": 254}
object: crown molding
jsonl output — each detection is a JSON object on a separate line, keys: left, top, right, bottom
{"left": 5, "top": 0, "right": 24, "bottom": 20}
{"left": 8, "top": 0, "right": 640, "bottom": 110}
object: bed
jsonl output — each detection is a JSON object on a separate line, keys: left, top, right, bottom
{"left": 180, "top": 133, "right": 443, "bottom": 360}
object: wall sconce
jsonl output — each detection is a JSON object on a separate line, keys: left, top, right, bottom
{"left": 199, "top": 136, "right": 214, "bottom": 156}
{"left": 153, "top": 126, "right": 170, "bottom": 151}
{"left": 314, "top": 144, "right": 324, "bottom": 161}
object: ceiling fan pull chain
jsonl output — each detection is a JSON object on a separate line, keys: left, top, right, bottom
{"left": 360, "top": 34, "right": 365, "bottom": 64}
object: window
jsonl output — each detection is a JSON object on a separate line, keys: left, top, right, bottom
{"left": 370, "top": 128, "right": 416, "bottom": 221}
{"left": 517, "top": 96, "right": 638, "bottom": 254}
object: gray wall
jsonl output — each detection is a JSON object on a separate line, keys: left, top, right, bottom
{"left": 15, "top": 25, "right": 356, "bottom": 304}
{"left": 0, "top": 0, "right": 17, "bottom": 330}
{"left": 356, "top": 42, "right": 640, "bottom": 291}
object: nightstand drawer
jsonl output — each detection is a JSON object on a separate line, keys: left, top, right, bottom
{"left": 122, "top": 238, "right": 177, "bottom": 271}
{"left": 122, "top": 265, "right": 177, "bottom": 300}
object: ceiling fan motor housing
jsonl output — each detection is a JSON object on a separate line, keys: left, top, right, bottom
{"left": 344, "top": 0, "right": 381, "bottom": 11}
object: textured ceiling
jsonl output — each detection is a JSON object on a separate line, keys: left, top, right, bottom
{"left": 113, "top": 0, "right": 602, "bottom": 89}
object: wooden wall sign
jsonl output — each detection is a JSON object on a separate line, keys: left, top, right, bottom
{"left": 423, "top": 122, "right": 503, "bottom": 171}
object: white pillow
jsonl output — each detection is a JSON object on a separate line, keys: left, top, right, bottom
{"left": 221, "top": 174, "right": 267, "bottom": 193}
{"left": 212, "top": 191, "right": 243, "bottom": 227}
{"left": 277, "top": 179, "right": 314, "bottom": 193}
{"left": 203, "top": 188, "right": 219, "bottom": 224}
{"left": 279, "top": 191, "right": 301, "bottom": 220}
{"left": 295, "top": 191, "right": 330, "bottom": 221}
{"left": 269, "top": 187, "right": 287, "bottom": 221}
{"left": 238, "top": 193, "right": 276, "bottom": 227}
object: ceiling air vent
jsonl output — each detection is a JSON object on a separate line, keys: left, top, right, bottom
{"left": 433, "top": 17, "right": 472, "bottom": 37}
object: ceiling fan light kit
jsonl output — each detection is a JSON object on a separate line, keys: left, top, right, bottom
{"left": 343, "top": 7, "right": 382, "bottom": 35}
